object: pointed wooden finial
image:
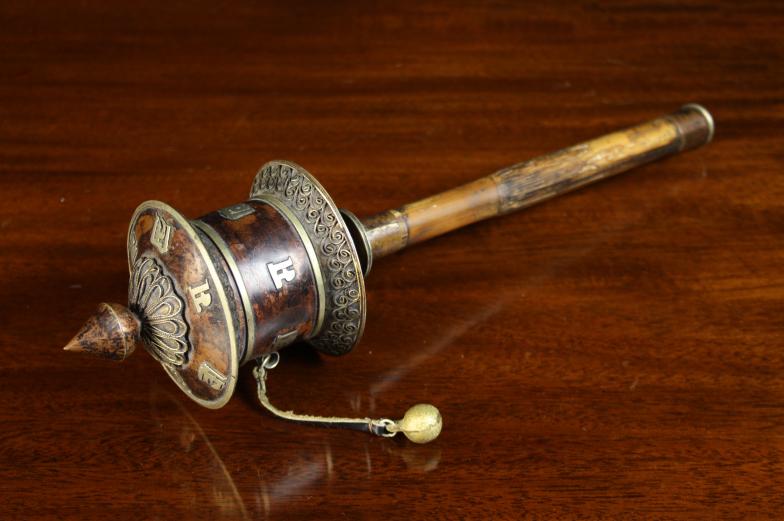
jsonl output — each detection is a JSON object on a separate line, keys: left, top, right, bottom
{"left": 64, "top": 303, "right": 140, "bottom": 361}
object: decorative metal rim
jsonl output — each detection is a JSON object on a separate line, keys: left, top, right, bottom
{"left": 127, "top": 200, "right": 239, "bottom": 409}
{"left": 681, "top": 103, "right": 715, "bottom": 143}
{"left": 249, "top": 160, "right": 367, "bottom": 356}
{"left": 339, "top": 209, "right": 373, "bottom": 276}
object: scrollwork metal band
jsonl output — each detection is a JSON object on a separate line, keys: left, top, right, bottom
{"left": 249, "top": 160, "right": 366, "bottom": 356}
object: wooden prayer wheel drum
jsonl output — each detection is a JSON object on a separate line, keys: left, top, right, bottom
{"left": 66, "top": 104, "right": 714, "bottom": 414}
{"left": 82, "top": 161, "right": 369, "bottom": 408}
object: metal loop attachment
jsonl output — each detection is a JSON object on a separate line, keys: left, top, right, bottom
{"left": 261, "top": 351, "right": 279, "bottom": 370}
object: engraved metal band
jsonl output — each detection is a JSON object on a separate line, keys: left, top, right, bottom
{"left": 192, "top": 220, "right": 256, "bottom": 365}
{"left": 249, "top": 160, "right": 367, "bottom": 356}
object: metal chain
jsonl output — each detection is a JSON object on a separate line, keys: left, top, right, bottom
{"left": 253, "top": 353, "right": 397, "bottom": 437}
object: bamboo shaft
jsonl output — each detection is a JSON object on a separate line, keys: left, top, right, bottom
{"left": 361, "top": 104, "right": 713, "bottom": 259}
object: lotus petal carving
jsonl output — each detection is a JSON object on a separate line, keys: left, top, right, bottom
{"left": 128, "top": 256, "right": 189, "bottom": 366}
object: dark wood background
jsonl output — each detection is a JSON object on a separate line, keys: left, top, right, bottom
{"left": 1, "top": 1, "right": 782, "bottom": 519}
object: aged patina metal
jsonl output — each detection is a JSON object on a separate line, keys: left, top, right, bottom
{"left": 64, "top": 104, "right": 715, "bottom": 443}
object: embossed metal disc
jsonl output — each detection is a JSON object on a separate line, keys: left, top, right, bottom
{"left": 127, "top": 201, "right": 241, "bottom": 408}
{"left": 249, "top": 160, "right": 367, "bottom": 356}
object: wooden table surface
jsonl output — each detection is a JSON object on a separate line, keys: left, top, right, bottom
{"left": 1, "top": 1, "right": 782, "bottom": 519}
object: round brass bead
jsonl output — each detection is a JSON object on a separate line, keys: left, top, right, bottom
{"left": 398, "top": 404, "right": 442, "bottom": 444}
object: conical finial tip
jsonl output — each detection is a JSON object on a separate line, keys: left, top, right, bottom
{"left": 63, "top": 339, "right": 84, "bottom": 352}
{"left": 64, "top": 303, "right": 141, "bottom": 361}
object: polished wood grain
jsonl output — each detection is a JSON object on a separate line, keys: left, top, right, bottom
{"left": 363, "top": 106, "right": 711, "bottom": 258}
{"left": 0, "top": 1, "right": 782, "bottom": 519}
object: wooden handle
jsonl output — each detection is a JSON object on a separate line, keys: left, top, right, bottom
{"left": 361, "top": 104, "right": 714, "bottom": 259}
